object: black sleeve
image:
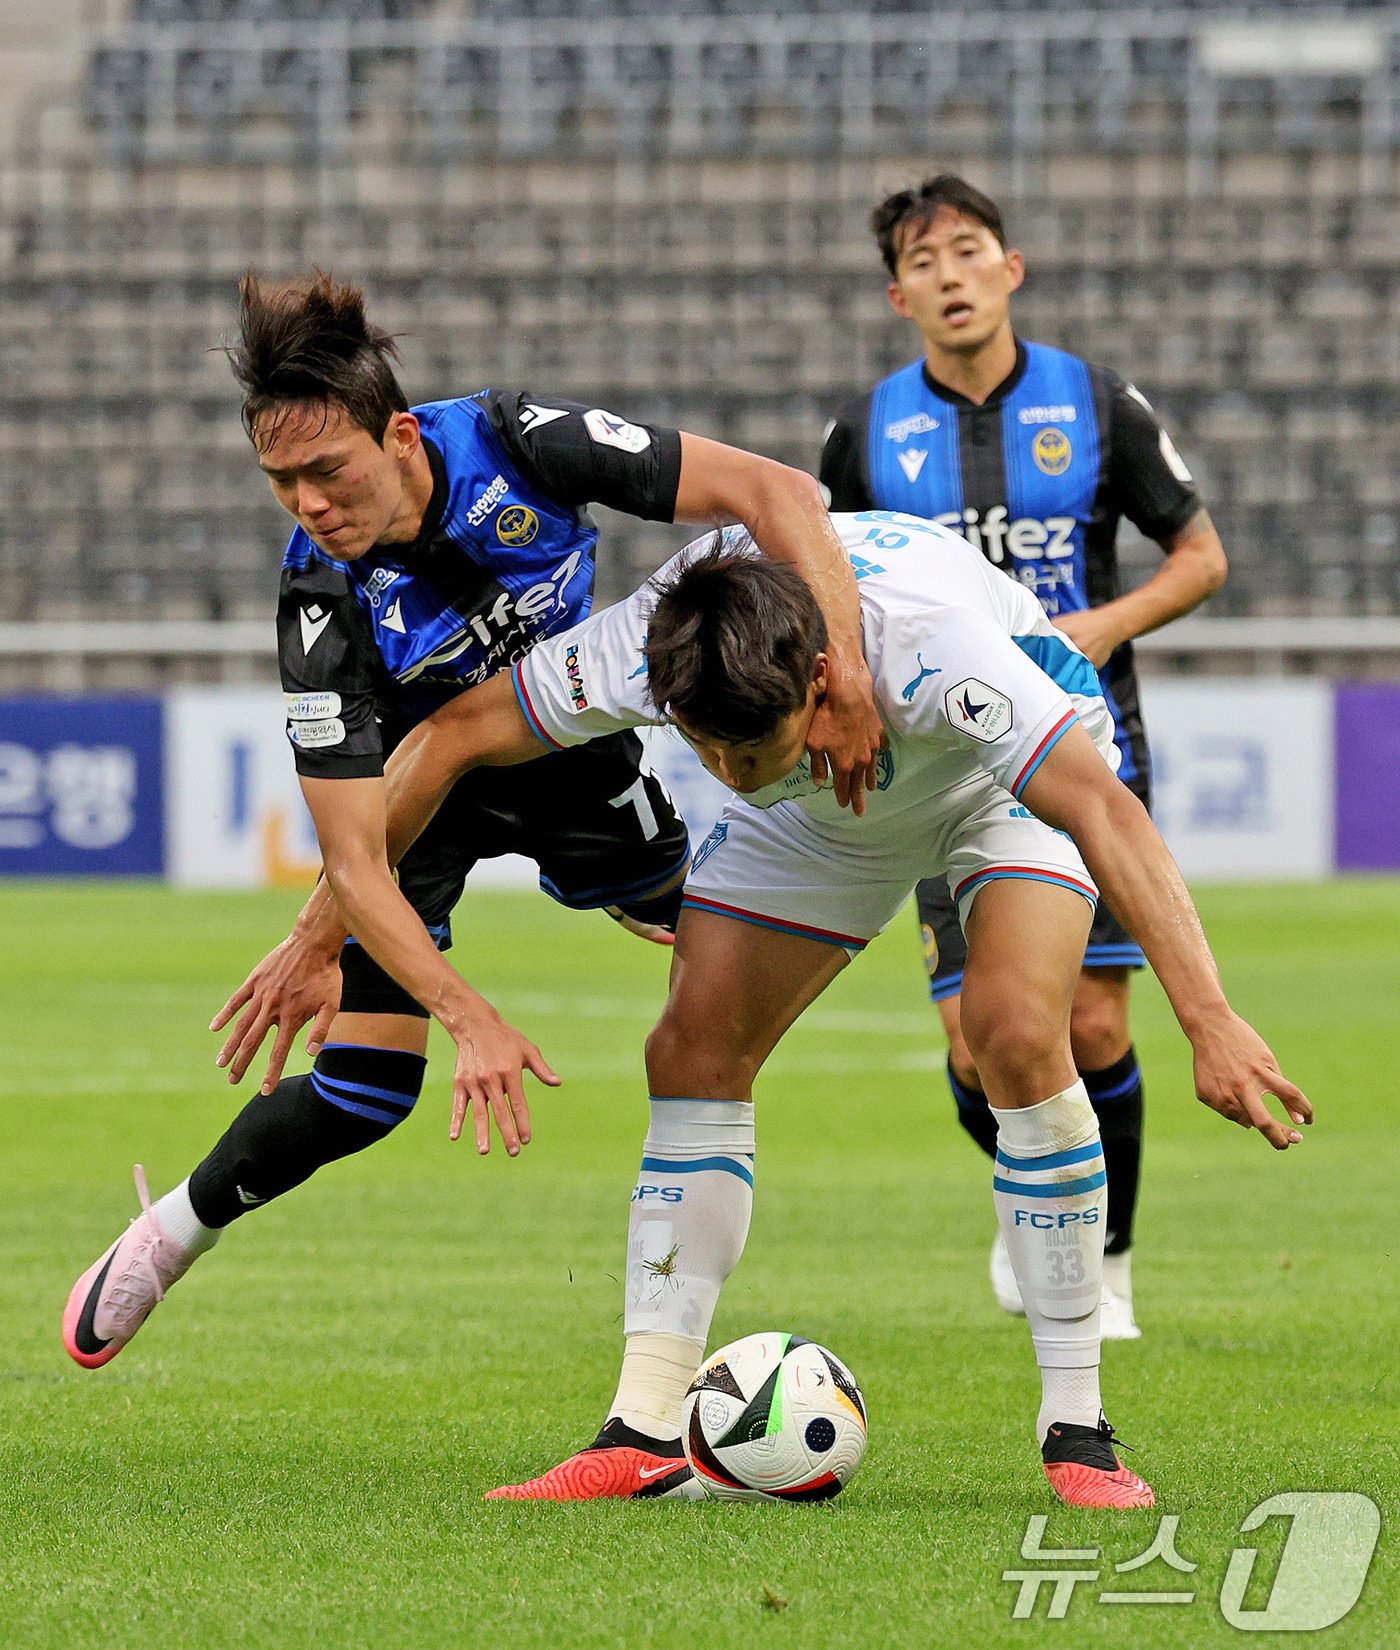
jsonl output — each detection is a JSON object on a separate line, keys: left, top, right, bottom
{"left": 819, "top": 395, "right": 875, "bottom": 511}
{"left": 484, "top": 390, "right": 683, "bottom": 522}
{"left": 277, "top": 560, "right": 385, "bottom": 779}
{"left": 1104, "top": 373, "right": 1202, "bottom": 544}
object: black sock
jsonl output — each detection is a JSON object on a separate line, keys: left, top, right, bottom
{"left": 946, "top": 1057, "right": 998, "bottom": 1160}
{"left": 1081, "top": 1046, "right": 1145, "bottom": 1256}
{"left": 188, "top": 1045, "right": 426, "bottom": 1229}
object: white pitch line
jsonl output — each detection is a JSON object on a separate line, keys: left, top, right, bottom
{"left": 498, "top": 990, "right": 934, "bottom": 1037}
{"left": 1, "top": 1048, "right": 943, "bottom": 1099}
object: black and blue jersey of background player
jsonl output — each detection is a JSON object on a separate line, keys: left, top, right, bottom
{"left": 820, "top": 176, "right": 1228, "bottom": 1338}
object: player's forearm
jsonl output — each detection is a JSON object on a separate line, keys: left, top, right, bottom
{"left": 1066, "top": 787, "right": 1231, "bottom": 1037}
{"left": 741, "top": 464, "right": 865, "bottom": 664}
{"left": 290, "top": 876, "right": 349, "bottom": 959}
{"left": 1096, "top": 511, "right": 1228, "bottom": 646}
{"left": 321, "top": 852, "right": 488, "bottom": 1030}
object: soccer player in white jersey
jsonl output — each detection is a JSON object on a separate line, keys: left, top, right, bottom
{"left": 234, "top": 508, "right": 1308, "bottom": 1509}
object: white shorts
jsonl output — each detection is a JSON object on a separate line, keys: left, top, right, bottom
{"left": 682, "top": 776, "right": 1098, "bottom": 955}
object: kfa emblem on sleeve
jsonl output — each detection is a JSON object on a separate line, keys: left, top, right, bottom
{"left": 1032, "top": 426, "right": 1072, "bottom": 476}
{"left": 945, "top": 678, "right": 1013, "bottom": 743}
{"left": 583, "top": 408, "right": 652, "bottom": 454}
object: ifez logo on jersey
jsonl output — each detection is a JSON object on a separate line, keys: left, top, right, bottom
{"left": 496, "top": 505, "right": 539, "bottom": 546}
{"left": 1033, "top": 427, "right": 1072, "bottom": 476}
{"left": 945, "top": 678, "right": 1013, "bottom": 743}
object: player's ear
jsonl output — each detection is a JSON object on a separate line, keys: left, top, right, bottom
{"left": 387, "top": 410, "right": 421, "bottom": 461}
{"left": 886, "top": 280, "right": 914, "bottom": 321}
{"left": 812, "top": 651, "right": 830, "bottom": 701}
{"left": 1005, "top": 247, "right": 1026, "bottom": 294}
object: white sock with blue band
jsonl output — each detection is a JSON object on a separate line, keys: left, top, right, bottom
{"left": 609, "top": 1097, "right": 756, "bottom": 1438}
{"left": 991, "top": 1082, "right": 1107, "bottom": 1440}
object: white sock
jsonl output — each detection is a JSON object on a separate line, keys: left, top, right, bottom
{"left": 153, "top": 1179, "right": 222, "bottom": 1258}
{"left": 991, "top": 1083, "right": 1106, "bottom": 1442}
{"left": 608, "top": 1332, "right": 705, "bottom": 1441}
{"left": 1103, "top": 1249, "right": 1133, "bottom": 1300}
{"left": 612, "top": 1097, "right": 755, "bottom": 1439}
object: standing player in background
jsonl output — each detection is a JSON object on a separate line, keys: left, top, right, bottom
{"left": 821, "top": 175, "right": 1228, "bottom": 1339}
{"left": 63, "top": 271, "right": 881, "bottom": 1374}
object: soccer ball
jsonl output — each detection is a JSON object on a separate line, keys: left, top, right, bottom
{"left": 681, "top": 1331, "right": 868, "bottom": 1502}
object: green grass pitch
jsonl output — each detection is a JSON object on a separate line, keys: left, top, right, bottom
{"left": 1, "top": 879, "right": 1395, "bottom": 1649}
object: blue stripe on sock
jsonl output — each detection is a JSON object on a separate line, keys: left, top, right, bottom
{"left": 639, "top": 1154, "right": 754, "bottom": 1187}
{"left": 992, "top": 1170, "right": 1107, "bottom": 1199}
{"left": 308, "top": 1069, "right": 412, "bottom": 1122}
{"left": 947, "top": 1064, "right": 987, "bottom": 1111}
{"left": 648, "top": 1095, "right": 751, "bottom": 1105}
{"left": 1085, "top": 1069, "right": 1142, "bottom": 1103}
{"left": 995, "top": 1141, "right": 1104, "bottom": 1173}
{"left": 310, "top": 1074, "right": 412, "bottom": 1128}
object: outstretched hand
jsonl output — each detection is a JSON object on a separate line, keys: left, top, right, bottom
{"left": 210, "top": 936, "right": 342, "bottom": 1094}
{"left": 1191, "top": 1010, "right": 1312, "bottom": 1150}
{"left": 807, "top": 654, "right": 882, "bottom": 816}
{"left": 448, "top": 1007, "right": 562, "bottom": 1155}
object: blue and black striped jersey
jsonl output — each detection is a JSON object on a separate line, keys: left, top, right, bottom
{"left": 277, "top": 390, "right": 681, "bottom": 778}
{"left": 820, "top": 339, "right": 1200, "bottom": 793}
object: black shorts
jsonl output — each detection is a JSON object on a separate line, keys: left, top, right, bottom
{"left": 341, "top": 730, "right": 690, "bottom": 1016}
{"left": 916, "top": 772, "right": 1151, "bottom": 1002}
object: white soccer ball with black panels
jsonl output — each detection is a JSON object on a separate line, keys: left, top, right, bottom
{"left": 682, "top": 1332, "right": 868, "bottom": 1502}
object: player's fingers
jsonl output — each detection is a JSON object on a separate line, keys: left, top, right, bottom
{"left": 488, "top": 1079, "right": 520, "bottom": 1158}
{"left": 227, "top": 1011, "right": 274, "bottom": 1083}
{"left": 1241, "top": 1090, "right": 1302, "bottom": 1150}
{"left": 449, "top": 1083, "right": 469, "bottom": 1144}
{"left": 809, "top": 747, "right": 829, "bottom": 787}
{"left": 831, "top": 760, "right": 853, "bottom": 811}
{"left": 260, "top": 1024, "right": 295, "bottom": 1096}
{"left": 209, "top": 979, "right": 254, "bottom": 1033}
{"left": 504, "top": 1070, "right": 533, "bottom": 1148}
{"left": 1269, "top": 1076, "right": 1312, "bottom": 1127}
{"left": 525, "top": 1045, "right": 562, "bottom": 1087}
{"left": 215, "top": 1002, "right": 257, "bottom": 1068}
{"left": 306, "top": 1001, "right": 337, "bottom": 1061}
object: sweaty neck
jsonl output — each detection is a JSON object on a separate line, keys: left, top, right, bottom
{"left": 922, "top": 320, "right": 1018, "bottom": 407}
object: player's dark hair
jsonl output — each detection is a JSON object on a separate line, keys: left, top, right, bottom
{"left": 870, "top": 174, "right": 1007, "bottom": 276}
{"left": 228, "top": 268, "right": 409, "bottom": 447}
{"left": 646, "top": 543, "right": 827, "bottom": 743}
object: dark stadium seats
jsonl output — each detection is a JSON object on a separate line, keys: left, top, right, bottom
{"left": 0, "top": 9, "right": 1397, "bottom": 619}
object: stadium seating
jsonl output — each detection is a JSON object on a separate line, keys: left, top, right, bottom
{"left": 1, "top": 7, "right": 1398, "bottom": 621}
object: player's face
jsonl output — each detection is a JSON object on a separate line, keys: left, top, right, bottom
{"left": 887, "top": 209, "right": 1024, "bottom": 355}
{"left": 672, "top": 673, "right": 823, "bottom": 797}
{"left": 255, "top": 402, "right": 422, "bottom": 559}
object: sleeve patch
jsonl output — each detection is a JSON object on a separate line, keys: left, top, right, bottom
{"left": 583, "top": 408, "right": 652, "bottom": 453}
{"left": 285, "top": 690, "right": 343, "bottom": 720}
{"left": 944, "top": 678, "right": 1014, "bottom": 743}
{"left": 288, "top": 717, "right": 348, "bottom": 750}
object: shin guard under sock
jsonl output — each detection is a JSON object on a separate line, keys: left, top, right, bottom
{"left": 991, "top": 1083, "right": 1106, "bottom": 1440}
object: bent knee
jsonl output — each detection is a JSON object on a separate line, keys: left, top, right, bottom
{"left": 645, "top": 1012, "right": 759, "bottom": 1099}
{"left": 1069, "top": 986, "right": 1132, "bottom": 1070}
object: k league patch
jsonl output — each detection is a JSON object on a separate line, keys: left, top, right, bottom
{"left": 945, "top": 678, "right": 1013, "bottom": 743}
{"left": 583, "top": 408, "right": 651, "bottom": 454}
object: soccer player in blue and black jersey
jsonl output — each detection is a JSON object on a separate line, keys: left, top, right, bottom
{"left": 64, "top": 270, "right": 881, "bottom": 1374}
{"left": 821, "top": 176, "right": 1228, "bottom": 1338}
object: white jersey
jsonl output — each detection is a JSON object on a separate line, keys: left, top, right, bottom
{"left": 515, "top": 510, "right": 1117, "bottom": 819}
{"left": 511, "top": 511, "right": 1119, "bottom": 952}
